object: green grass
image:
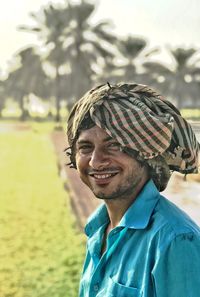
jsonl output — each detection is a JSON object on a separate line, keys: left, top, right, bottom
{"left": 0, "top": 127, "right": 85, "bottom": 297}
{"left": 181, "top": 108, "right": 200, "bottom": 120}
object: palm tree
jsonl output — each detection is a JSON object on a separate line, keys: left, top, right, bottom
{"left": 143, "top": 47, "right": 200, "bottom": 108}
{"left": 61, "top": 1, "right": 117, "bottom": 108}
{"left": 116, "top": 36, "right": 159, "bottom": 83}
{"left": 4, "top": 47, "right": 48, "bottom": 120}
{"left": 19, "top": 4, "right": 72, "bottom": 122}
{"left": 96, "top": 56, "right": 121, "bottom": 85}
{"left": 0, "top": 79, "right": 5, "bottom": 116}
{"left": 19, "top": 1, "right": 117, "bottom": 118}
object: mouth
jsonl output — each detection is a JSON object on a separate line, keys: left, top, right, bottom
{"left": 88, "top": 171, "right": 119, "bottom": 185}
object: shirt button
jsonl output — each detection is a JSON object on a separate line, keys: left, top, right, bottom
{"left": 93, "top": 284, "right": 99, "bottom": 292}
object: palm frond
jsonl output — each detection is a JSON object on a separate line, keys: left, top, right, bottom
{"left": 143, "top": 62, "right": 172, "bottom": 74}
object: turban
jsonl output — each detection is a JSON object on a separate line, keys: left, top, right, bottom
{"left": 67, "top": 83, "right": 199, "bottom": 190}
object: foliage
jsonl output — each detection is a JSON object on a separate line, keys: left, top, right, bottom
{"left": 63, "top": 1, "right": 116, "bottom": 105}
{"left": 0, "top": 79, "right": 5, "bottom": 114}
{"left": 1, "top": 1, "right": 200, "bottom": 118}
{"left": 19, "top": 1, "right": 116, "bottom": 117}
{"left": 115, "top": 36, "right": 159, "bottom": 83}
{"left": 20, "top": 3, "right": 72, "bottom": 122}
{"left": 3, "top": 47, "right": 49, "bottom": 120}
{"left": 0, "top": 126, "right": 85, "bottom": 297}
{"left": 143, "top": 47, "right": 200, "bottom": 108}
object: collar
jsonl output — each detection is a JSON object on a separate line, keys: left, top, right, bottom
{"left": 85, "top": 179, "right": 160, "bottom": 237}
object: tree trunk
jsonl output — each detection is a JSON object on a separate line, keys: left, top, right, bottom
{"left": 55, "top": 66, "right": 61, "bottom": 124}
{"left": 20, "top": 96, "right": 26, "bottom": 121}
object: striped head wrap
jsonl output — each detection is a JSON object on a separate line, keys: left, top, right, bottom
{"left": 67, "top": 83, "right": 199, "bottom": 191}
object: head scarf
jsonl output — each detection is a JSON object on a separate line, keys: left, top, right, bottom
{"left": 67, "top": 82, "right": 199, "bottom": 191}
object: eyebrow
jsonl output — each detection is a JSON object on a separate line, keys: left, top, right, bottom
{"left": 76, "top": 136, "right": 113, "bottom": 145}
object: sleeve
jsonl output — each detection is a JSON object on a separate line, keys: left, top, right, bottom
{"left": 152, "top": 232, "right": 200, "bottom": 297}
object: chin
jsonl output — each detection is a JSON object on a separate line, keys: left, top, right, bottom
{"left": 91, "top": 188, "right": 112, "bottom": 199}
{"left": 93, "top": 189, "right": 121, "bottom": 200}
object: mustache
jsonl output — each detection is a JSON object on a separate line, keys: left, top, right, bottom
{"left": 87, "top": 167, "right": 120, "bottom": 174}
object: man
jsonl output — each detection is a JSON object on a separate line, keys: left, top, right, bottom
{"left": 66, "top": 83, "right": 200, "bottom": 297}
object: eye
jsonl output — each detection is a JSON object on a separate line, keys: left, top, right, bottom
{"left": 77, "top": 144, "right": 93, "bottom": 154}
{"left": 107, "top": 142, "right": 121, "bottom": 152}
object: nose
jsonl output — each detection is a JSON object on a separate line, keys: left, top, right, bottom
{"left": 89, "top": 149, "right": 110, "bottom": 170}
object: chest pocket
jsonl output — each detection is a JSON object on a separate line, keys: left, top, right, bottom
{"left": 97, "top": 276, "right": 142, "bottom": 297}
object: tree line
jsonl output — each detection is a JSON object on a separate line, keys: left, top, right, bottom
{"left": 0, "top": 0, "right": 200, "bottom": 122}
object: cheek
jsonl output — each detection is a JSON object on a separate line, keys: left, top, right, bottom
{"left": 75, "top": 154, "right": 89, "bottom": 173}
{"left": 124, "top": 159, "right": 144, "bottom": 174}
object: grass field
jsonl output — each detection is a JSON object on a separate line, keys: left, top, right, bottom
{"left": 0, "top": 125, "right": 85, "bottom": 297}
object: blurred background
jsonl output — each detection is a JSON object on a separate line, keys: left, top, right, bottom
{"left": 0, "top": 0, "right": 200, "bottom": 296}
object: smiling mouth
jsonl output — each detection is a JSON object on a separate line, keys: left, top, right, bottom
{"left": 88, "top": 171, "right": 119, "bottom": 181}
{"left": 91, "top": 173, "right": 117, "bottom": 179}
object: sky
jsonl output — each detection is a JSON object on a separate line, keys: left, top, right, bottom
{"left": 0, "top": 0, "right": 200, "bottom": 77}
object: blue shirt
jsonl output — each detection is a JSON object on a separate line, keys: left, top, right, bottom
{"left": 79, "top": 180, "right": 200, "bottom": 297}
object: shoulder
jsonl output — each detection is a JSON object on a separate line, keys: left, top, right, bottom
{"left": 157, "top": 195, "right": 199, "bottom": 232}
{"left": 148, "top": 194, "right": 200, "bottom": 250}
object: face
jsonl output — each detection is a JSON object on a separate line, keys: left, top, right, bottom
{"left": 75, "top": 125, "right": 149, "bottom": 201}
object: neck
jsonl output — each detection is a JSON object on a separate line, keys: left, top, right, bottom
{"left": 105, "top": 200, "right": 132, "bottom": 229}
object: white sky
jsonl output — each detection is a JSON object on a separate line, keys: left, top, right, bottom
{"left": 0, "top": 0, "right": 200, "bottom": 76}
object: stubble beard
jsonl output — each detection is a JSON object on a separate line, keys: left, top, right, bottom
{"left": 93, "top": 173, "right": 144, "bottom": 201}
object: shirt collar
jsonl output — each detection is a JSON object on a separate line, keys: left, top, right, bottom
{"left": 85, "top": 179, "right": 159, "bottom": 236}
{"left": 119, "top": 179, "right": 159, "bottom": 229}
{"left": 85, "top": 203, "right": 109, "bottom": 237}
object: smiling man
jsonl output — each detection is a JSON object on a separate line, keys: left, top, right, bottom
{"left": 76, "top": 125, "right": 148, "bottom": 201}
{"left": 66, "top": 83, "right": 200, "bottom": 297}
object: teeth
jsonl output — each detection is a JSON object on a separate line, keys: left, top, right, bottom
{"left": 94, "top": 174, "right": 112, "bottom": 179}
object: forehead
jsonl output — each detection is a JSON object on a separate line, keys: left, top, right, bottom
{"left": 77, "top": 125, "right": 112, "bottom": 143}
